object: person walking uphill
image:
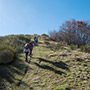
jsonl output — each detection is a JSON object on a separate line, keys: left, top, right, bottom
{"left": 23, "top": 40, "right": 34, "bottom": 62}
{"left": 29, "top": 41, "right": 34, "bottom": 57}
{"left": 23, "top": 42, "right": 30, "bottom": 62}
{"left": 34, "top": 37, "right": 38, "bottom": 46}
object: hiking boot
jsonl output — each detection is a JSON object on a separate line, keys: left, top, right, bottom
{"left": 29, "top": 55, "right": 32, "bottom": 57}
{"left": 28, "top": 60, "right": 31, "bottom": 63}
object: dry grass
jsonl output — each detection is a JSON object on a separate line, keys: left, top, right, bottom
{"left": 0, "top": 39, "right": 90, "bottom": 90}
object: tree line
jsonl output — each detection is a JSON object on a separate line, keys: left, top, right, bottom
{"left": 49, "top": 19, "right": 90, "bottom": 47}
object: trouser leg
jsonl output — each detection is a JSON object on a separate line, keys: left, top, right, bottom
{"left": 25, "top": 52, "right": 28, "bottom": 62}
{"left": 36, "top": 41, "right": 38, "bottom": 46}
{"left": 30, "top": 50, "right": 32, "bottom": 57}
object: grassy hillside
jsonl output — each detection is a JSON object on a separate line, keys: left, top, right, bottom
{"left": 0, "top": 35, "right": 90, "bottom": 90}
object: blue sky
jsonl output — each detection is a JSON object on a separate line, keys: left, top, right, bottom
{"left": 0, "top": 0, "right": 90, "bottom": 36}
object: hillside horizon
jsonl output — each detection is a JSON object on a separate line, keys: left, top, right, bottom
{"left": 0, "top": 35, "right": 90, "bottom": 90}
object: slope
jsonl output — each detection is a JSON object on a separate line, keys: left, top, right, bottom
{"left": 0, "top": 38, "right": 90, "bottom": 90}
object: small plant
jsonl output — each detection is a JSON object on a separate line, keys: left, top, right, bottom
{"left": 80, "top": 45, "right": 86, "bottom": 52}
{"left": 80, "top": 45, "right": 90, "bottom": 53}
{"left": 44, "top": 41, "right": 50, "bottom": 45}
{"left": 70, "top": 44, "right": 77, "bottom": 50}
{"left": 53, "top": 85, "right": 70, "bottom": 90}
{"left": 58, "top": 41, "right": 67, "bottom": 47}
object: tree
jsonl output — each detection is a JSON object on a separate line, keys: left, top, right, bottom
{"left": 49, "top": 19, "right": 90, "bottom": 47}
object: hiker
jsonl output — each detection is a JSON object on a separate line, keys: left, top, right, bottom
{"left": 34, "top": 37, "right": 38, "bottom": 45}
{"left": 29, "top": 41, "right": 34, "bottom": 57}
{"left": 23, "top": 42, "right": 30, "bottom": 62}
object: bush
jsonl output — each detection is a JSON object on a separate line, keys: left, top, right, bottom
{"left": 57, "top": 41, "right": 67, "bottom": 47}
{"left": 41, "top": 34, "right": 49, "bottom": 37}
{"left": 41, "top": 36, "right": 51, "bottom": 42}
{"left": 44, "top": 37, "right": 52, "bottom": 41}
{"left": 70, "top": 44, "right": 77, "bottom": 50}
{"left": 49, "top": 20, "right": 90, "bottom": 47}
{"left": 0, "top": 50, "right": 14, "bottom": 64}
{"left": 80, "top": 45, "right": 90, "bottom": 53}
{"left": 44, "top": 41, "right": 50, "bottom": 45}
{"left": 0, "top": 45, "right": 15, "bottom": 64}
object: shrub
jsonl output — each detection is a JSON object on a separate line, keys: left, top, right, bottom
{"left": 0, "top": 45, "right": 16, "bottom": 64}
{"left": 70, "top": 44, "right": 77, "bottom": 50}
{"left": 44, "top": 37, "right": 52, "bottom": 41}
{"left": 57, "top": 41, "right": 67, "bottom": 47}
{"left": 41, "top": 34, "right": 49, "bottom": 37}
{"left": 80, "top": 45, "right": 90, "bottom": 53}
{"left": 49, "top": 19, "right": 90, "bottom": 47}
{"left": 0, "top": 50, "right": 14, "bottom": 64}
{"left": 44, "top": 41, "right": 50, "bottom": 45}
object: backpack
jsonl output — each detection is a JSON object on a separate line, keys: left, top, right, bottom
{"left": 35, "top": 38, "right": 38, "bottom": 41}
{"left": 24, "top": 43, "right": 30, "bottom": 49}
{"left": 23, "top": 43, "right": 30, "bottom": 53}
